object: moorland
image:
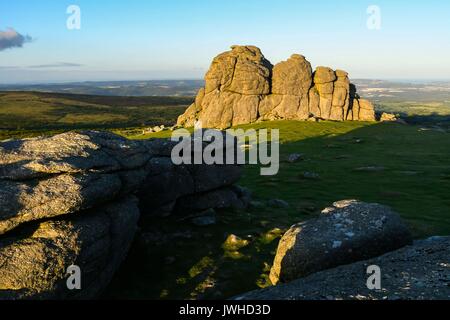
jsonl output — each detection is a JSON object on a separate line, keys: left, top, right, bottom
{"left": 1, "top": 82, "right": 450, "bottom": 299}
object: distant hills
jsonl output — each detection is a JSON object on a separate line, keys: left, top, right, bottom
{"left": 354, "top": 79, "right": 450, "bottom": 103}
{"left": 1, "top": 78, "right": 450, "bottom": 135}
{"left": 1, "top": 79, "right": 449, "bottom": 103}
{"left": 0, "top": 80, "right": 204, "bottom": 97}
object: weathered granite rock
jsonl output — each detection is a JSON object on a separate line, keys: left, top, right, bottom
{"left": 0, "top": 196, "right": 140, "bottom": 300}
{"left": 205, "top": 45, "right": 272, "bottom": 95}
{"left": 236, "top": 237, "right": 450, "bottom": 300}
{"left": 269, "top": 200, "right": 412, "bottom": 285}
{"left": 358, "top": 99, "right": 377, "bottom": 121}
{"left": 272, "top": 54, "right": 312, "bottom": 96}
{"left": 177, "top": 46, "right": 376, "bottom": 128}
{"left": 380, "top": 112, "right": 398, "bottom": 122}
{"left": 0, "top": 131, "right": 244, "bottom": 233}
{"left": 0, "top": 131, "right": 150, "bottom": 236}
{"left": 179, "top": 45, "right": 272, "bottom": 129}
{"left": 0, "top": 130, "right": 246, "bottom": 299}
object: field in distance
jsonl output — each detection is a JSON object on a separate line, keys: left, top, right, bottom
{"left": 0, "top": 91, "right": 193, "bottom": 140}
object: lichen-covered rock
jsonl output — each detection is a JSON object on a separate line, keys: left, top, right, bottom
{"left": 178, "top": 45, "right": 272, "bottom": 129}
{"left": 177, "top": 45, "right": 376, "bottom": 128}
{"left": 314, "top": 66, "right": 337, "bottom": 84}
{"left": 0, "top": 196, "right": 140, "bottom": 300}
{"left": 0, "top": 130, "right": 246, "bottom": 300}
{"left": 0, "top": 131, "right": 150, "bottom": 180}
{"left": 205, "top": 45, "right": 272, "bottom": 95}
{"left": 236, "top": 237, "right": 450, "bottom": 300}
{"left": 0, "top": 131, "right": 150, "bottom": 235}
{"left": 269, "top": 200, "right": 412, "bottom": 285}
{"left": 272, "top": 54, "right": 312, "bottom": 96}
{"left": 357, "top": 99, "right": 377, "bottom": 121}
{"left": 380, "top": 112, "right": 398, "bottom": 122}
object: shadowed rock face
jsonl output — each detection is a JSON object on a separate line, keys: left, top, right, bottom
{"left": 236, "top": 237, "right": 450, "bottom": 300}
{"left": 177, "top": 45, "right": 376, "bottom": 129}
{"left": 0, "top": 131, "right": 244, "bottom": 299}
{"left": 0, "top": 196, "right": 140, "bottom": 300}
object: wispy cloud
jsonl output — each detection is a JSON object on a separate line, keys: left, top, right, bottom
{"left": 0, "top": 63, "right": 84, "bottom": 69}
{"left": 0, "top": 66, "right": 20, "bottom": 69}
{"left": 0, "top": 28, "right": 32, "bottom": 51}
{"left": 28, "top": 62, "right": 84, "bottom": 69}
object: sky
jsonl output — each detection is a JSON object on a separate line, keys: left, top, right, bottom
{"left": 0, "top": 0, "right": 449, "bottom": 83}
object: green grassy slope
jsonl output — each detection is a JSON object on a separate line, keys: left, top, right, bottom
{"left": 0, "top": 91, "right": 192, "bottom": 134}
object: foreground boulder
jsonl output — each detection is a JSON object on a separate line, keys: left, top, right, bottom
{"left": 177, "top": 45, "right": 376, "bottom": 129}
{"left": 270, "top": 200, "right": 412, "bottom": 285}
{"left": 0, "top": 131, "right": 245, "bottom": 299}
{"left": 236, "top": 237, "right": 450, "bottom": 300}
{"left": 0, "top": 196, "right": 139, "bottom": 300}
{"left": 0, "top": 131, "right": 150, "bottom": 235}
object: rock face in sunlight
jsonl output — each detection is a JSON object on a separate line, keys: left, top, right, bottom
{"left": 0, "top": 131, "right": 245, "bottom": 299}
{"left": 177, "top": 45, "right": 376, "bottom": 129}
{"left": 269, "top": 200, "right": 412, "bottom": 285}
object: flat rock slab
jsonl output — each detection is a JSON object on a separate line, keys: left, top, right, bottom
{"left": 236, "top": 237, "right": 450, "bottom": 300}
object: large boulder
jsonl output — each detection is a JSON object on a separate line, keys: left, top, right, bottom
{"left": 177, "top": 46, "right": 376, "bottom": 128}
{"left": 0, "top": 131, "right": 150, "bottom": 236}
{"left": 178, "top": 45, "right": 272, "bottom": 129}
{"left": 204, "top": 45, "right": 272, "bottom": 95}
{"left": 272, "top": 54, "right": 312, "bottom": 96}
{"left": 0, "top": 196, "right": 140, "bottom": 300}
{"left": 357, "top": 99, "right": 377, "bottom": 121}
{"left": 260, "top": 54, "right": 313, "bottom": 121}
{"left": 269, "top": 200, "right": 412, "bottom": 285}
{"left": 236, "top": 237, "right": 450, "bottom": 300}
{"left": 0, "top": 130, "right": 246, "bottom": 299}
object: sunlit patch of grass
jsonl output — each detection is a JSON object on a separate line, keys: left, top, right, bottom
{"left": 223, "top": 251, "right": 248, "bottom": 260}
{"left": 222, "top": 234, "right": 250, "bottom": 252}
{"left": 188, "top": 257, "right": 215, "bottom": 279}
{"left": 259, "top": 228, "right": 285, "bottom": 245}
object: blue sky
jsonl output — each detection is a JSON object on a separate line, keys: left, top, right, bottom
{"left": 0, "top": 0, "right": 449, "bottom": 83}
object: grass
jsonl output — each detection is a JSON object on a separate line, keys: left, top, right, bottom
{"left": 104, "top": 120, "right": 450, "bottom": 300}
{"left": 0, "top": 91, "right": 192, "bottom": 131}
{"left": 2, "top": 91, "right": 450, "bottom": 300}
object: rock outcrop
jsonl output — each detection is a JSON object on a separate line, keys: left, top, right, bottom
{"left": 177, "top": 46, "right": 376, "bottom": 129}
{"left": 0, "top": 196, "right": 140, "bottom": 300}
{"left": 269, "top": 200, "right": 412, "bottom": 285}
{"left": 0, "top": 131, "right": 245, "bottom": 299}
{"left": 236, "top": 237, "right": 450, "bottom": 300}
